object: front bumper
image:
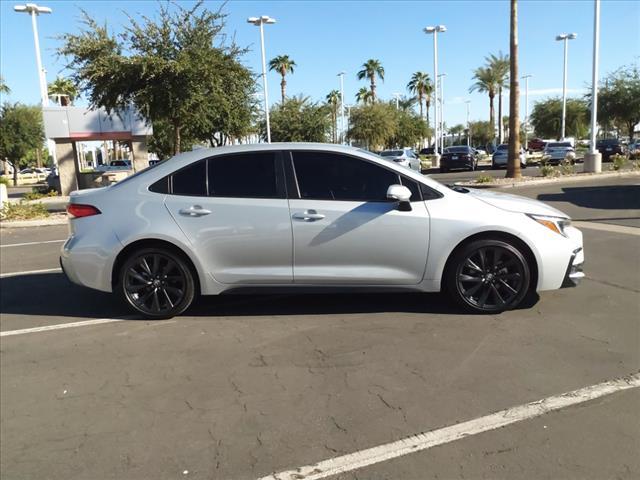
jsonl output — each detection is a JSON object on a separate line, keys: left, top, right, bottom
{"left": 561, "top": 247, "right": 585, "bottom": 288}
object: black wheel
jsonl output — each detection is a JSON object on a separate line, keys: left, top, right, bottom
{"left": 445, "top": 239, "right": 531, "bottom": 313}
{"left": 118, "top": 247, "right": 196, "bottom": 318}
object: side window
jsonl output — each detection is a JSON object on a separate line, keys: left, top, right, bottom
{"left": 149, "top": 176, "right": 169, "bottom": 194}
{"left": 208, "top": 152, "right": 279, "bottom": 198}
{"left": 171, "top": 160, "right": 207, "bottom": 196}
{"left": 293, "top": 152, "right": 399, "bottom": 202}
{"left": 400, "top": 176, "right": 422, "bottom": 202}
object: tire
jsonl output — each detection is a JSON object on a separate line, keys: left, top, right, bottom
{"left": 444, "top": 239, "right": 531, "bottom": 314}
{"left": 117, "top": 247, "right": 196, "bottom": 319}
{"left": 521, "top": 162, "right": 527, "bottom": 169}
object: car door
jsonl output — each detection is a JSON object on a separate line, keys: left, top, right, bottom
{"left": 287, "top": 150, "right": 430, "bottom": 285}
{"left": 163, "top": 151, "right": 293, "bottom": 285}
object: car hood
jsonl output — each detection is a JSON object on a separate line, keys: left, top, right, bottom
{"left": 466, "top": 188, "right": 569, "bottom": 217}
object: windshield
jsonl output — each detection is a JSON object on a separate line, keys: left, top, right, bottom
{"left": 380, "top": 150, "right": 404, "bottom": 157}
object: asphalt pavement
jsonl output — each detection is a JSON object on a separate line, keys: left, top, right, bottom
{"left": 1, "top": 175, "right": 638, "bottom": 480}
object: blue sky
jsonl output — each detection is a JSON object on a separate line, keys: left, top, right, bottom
{"left": 1, "top": 0, "right": 638, "bottom": 127}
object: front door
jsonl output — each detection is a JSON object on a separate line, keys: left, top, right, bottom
{"left": 288, "top": 151, "right": 430, "bottom": 285}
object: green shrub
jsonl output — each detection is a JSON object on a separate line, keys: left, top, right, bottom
{"left": 0, "top": 202, "right": 50, "bottom": 221}
{"left": 559, "top": 159, "right": 575, "bottom": 175}
{"left": 475, "top": 174, "right": 493, "bottom": 184}
{"left": 23, "top": 188, "right": 59, "bottom": 201}
{"left": 0, "top": 176, "right": 10, "bottom": 187}
{"left": 540, "top": 165, "right": 558, "bottom": 177}
{"left": 611, "top": 154, "right": 627, "bottom": 171}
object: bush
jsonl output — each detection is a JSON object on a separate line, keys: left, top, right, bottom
{"left": 0, "top": 202, "right": 50, "bottom": 221}
{"left": 0, "top": 176, "right": 10, "bottom": 187}
{"left": 23, "top": 188, "right": 59, "bottom": 201}
{"left": 559, "top": 159, "right": 575, "bottom": 175}
{"left": 475, "top": 174, "right": 493, "bottom": 183}
{"left": 611, "top": 154, "right": 627, "bottom": 171}
{"left": 540, "top": 165, "right": 559, "bottom": 177}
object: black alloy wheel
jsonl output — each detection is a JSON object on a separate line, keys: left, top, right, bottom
{"left": 446, "top": 239, "right": 530, "bottom": 313}
{"left": 119, "top": 248, "right": 196, "bottom": 318}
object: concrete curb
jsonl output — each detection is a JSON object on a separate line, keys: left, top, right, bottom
{"left": 459, "top": 170, "right": 640, "bottom": 189}
{"left": 0, "top": 214, "right": 68, "bottom": 229}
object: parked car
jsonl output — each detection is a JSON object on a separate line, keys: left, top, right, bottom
{"left": 492, "top": 144, "right": 527, "bottom": 169}
{"left": 628, "top": 140, "right": 640, "bottom": 154}
{"left": 96, "top": 160, "right": 132, "bottom": 172}
{"left": 60, "top": 143, "right": 584, "bottom": 318}
{"left": 473, "top": 147, "right": 487, "bottom": 156}
{"left": 596, "top": 139, "right": 625, "bottom": 161}
{"left": 379, "top": 148, "right": 421, "bottom": 171}
{"left": 19, "top": 167, "right": 48, "bottom": 175}
{"left": 439, "top": 146, "right": 478, "bottom": 172}
{"left": 527, "top": 138, "right": 546, "bottom": 152}
{"left": 419, "top": 147, "right": 435, "bottom": 155}
{"left": 543, "top": 142, "right": 576, "bottom": 165}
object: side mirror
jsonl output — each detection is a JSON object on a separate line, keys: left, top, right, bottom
{"left": 386, "top": 184, "right": 412, "bottom": 211}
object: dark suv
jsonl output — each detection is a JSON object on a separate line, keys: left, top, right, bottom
{"left": 596, "top": 139, "right": 624, "bottom": 161}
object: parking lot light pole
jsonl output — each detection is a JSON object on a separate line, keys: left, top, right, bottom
{"left": 392, "top": 92, "right": 401, "bottom": 110}
{"left": 521, "top": 74, "right": 532, "bottom": 149}
{"left": 424, "top": 25, "right": 446, "bottom": 160}
{"left": 585, "top": 0, "right": 601, "bottom": 173}
{"left": 14, "top": 3, "right": 52, "bottom": 107}
{"left": 338, "top": 71, "right": 346, "bottom": 144}
{"left": 248, "top": 15, "right": 276, "bottom": 143}
{"left": 556, "top": 32, "right": 577, "bottom": 140}
{"left": 438, "top": 73, "right": 446, "bottom": 151}
{"left": 465, "top": 100, "right": 471, "bottom": 147}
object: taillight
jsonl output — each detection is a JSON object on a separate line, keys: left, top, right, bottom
{"left": 67, "top": 204, "right": 101, "bottom": 218}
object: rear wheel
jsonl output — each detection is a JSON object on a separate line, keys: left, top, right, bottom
{"left": 445, "top": 239, "right": 531, "bottom": 313}
{"left": 118, "top": 247, "right": 196, "bottom": 318}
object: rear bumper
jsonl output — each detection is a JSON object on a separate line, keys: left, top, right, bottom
{"left": 561, "top": 247, "right": 585, "bottom": 288}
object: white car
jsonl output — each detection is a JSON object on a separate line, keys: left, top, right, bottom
{"left": 96, "top": 160, "right": 132, "bottom": 172}
{"left": 379, "top": 148, "right": 421, "bottom": 171}
{"left": 543, "top": 142, "right": 576, "bottom": 165}
{"left": 61, "top": 143, "right": 584, "bottom": 318}
{"left": 492, "top": 144, "right": 527, "bottom": 169}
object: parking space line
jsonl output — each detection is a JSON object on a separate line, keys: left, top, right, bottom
{"left": 0, "top": 318, "right": 124, "bottom": 337}
{"left": 0, "top": 267, "right": 62, "bottom": 278}
{"left": 573, "top": 221, "right": 640, "bottom": 236}
{"left": 1, "top": 239, "right": 66, "bottom": 248}
{"left": 258, "top": 372, "right": 640, "bottom": 480}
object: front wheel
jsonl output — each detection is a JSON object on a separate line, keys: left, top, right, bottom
{"left": 444, "top": 239, "right": 531, "bottom": 313}
{"left": 118, "top": 247, "right": 196, "bottom": 318}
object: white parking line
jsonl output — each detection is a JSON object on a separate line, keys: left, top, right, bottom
{"left": 258, "top": 372, "right": 640, "bottom": 480}
{"left": 0, "top": 239, "right": 66, "bottom": 248}
{"left": 0, "top": 318, "right": 124, "bottom": 337}
{"left": 0, "top": 267, "right": 62, "bottom": 278}
{"left": 573, "top": 221, "right": 640, "bottom": 236}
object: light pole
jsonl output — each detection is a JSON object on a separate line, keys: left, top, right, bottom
{"left": 248, "top": 15, "right": 276, "bottom": 143}
{"left": 424, "top": 25, "right": 446, "bottom": 159}
{"left": 521, "top": 74, "right": 532, "bottom": 149}
{"left": 345, "top": 104, "right": 352, "bottom": 146}
{"left": 338, "top": 71, "right": 346, "bottom": 144}
{"left": 556, "top": 32, "right": 577, "bottom": 140}
{"left": 392, "top": 92, "right": 401, "bottom": 110}
{"left": 14, "top": 3, "right": 52, "bottom": 106}
{"left": 585, "top": 0, "right": 601, "bottom": 173}
{"left": 438, "top": 73, "right": 446, "bottom": 151}
{"left": 465, "top": 100, "right": 471, "bottom": 147}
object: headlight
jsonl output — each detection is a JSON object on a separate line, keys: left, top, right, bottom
{"left": 527, "top": 214, "right": 571, "bottom": 237}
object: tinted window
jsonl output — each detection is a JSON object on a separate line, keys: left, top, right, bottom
{"left": 208, "top": 152, "right": 278, "bottom": 198}
{"left": 293, "top": 152, "right": 399, "bottom": 202}
{"left": 149, "top": 176, "right": 169, "bottom": 194}
{"left": 447, "top": 146, "right": 471, "bottom": 153}
{"left": 172, "top": 160, "right": 207, "bottom": 196}
{"left": 400, "top": 176, "right": 421, "bottom": 202}
{"left": 496, "top": 144, "right": 508, "bottom": 151}
{"left": 380, "top": 150, "right": 404, "bottom": 157}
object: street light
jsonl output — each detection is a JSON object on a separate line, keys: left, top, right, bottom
{"left": 338, "top": 71, "right": 346, "bottom": 144}
{"left": 14, "top": 3, "right": 52, "bottom": 106}
{"left": 424, "top": 25, "right": 446, "bottom": 158}
{"left": 521, "top": 74, "right": 532, "bottom": 149}
{"left": 248, "top": 15, "right": 276, "bottom": 143}
{"left": 392, "top": 92, "right": 401, "bottom": 110}
{"left": 438, "top": 72, "right": 446, "bottom": 151}
{"left": 465, "top": 100, "right": 471, "bottom": 147}
{"left": 585, "top": 0, "right": 601, "bottom": 173}
{"left": 556, "top": 32, "right": 577, "bottom": 140}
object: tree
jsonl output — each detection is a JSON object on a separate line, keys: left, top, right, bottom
{"left": 265, "top": 95, "right": 330, "bottom": 142}
{"left": 487, "top": 52, "right": 510, "bottom": 143}
{"left": 355, "top": 87, "right": 373, "bottom": 105}
{"left": 506, "top": 0, "right": 521, "bottom": 179}
{"left": 407, "top": 71, "right": 432, "bottom": 122}
{"left": 357, "top": 59, "right": 384, "bottom": 102}
{"left": 397, "top": 96, "right": 417, "bottom": 112}
{"left": 59, "top": 2, "right": 254, "bottom": 156}
{"left": 0, "top": 76, "right": 9, "bottom": 95}
{"left": 449, "top": 124, "right": 465, "bottom": 144}
{"left": 326, "top": 89, "right": 340, "bottom": 143}
{"left": 347, "top": 102, "right": 396, "bottom": 149}
{"left": 594, "top": 64, "right": 640, "bottom": 140}
{"left": 389, "top": 110, "right": 430, "bottom": 148}
{"left": 530, "top": 97, "right": 589, "bottom": 139}
{"left": 148, "top": 118, "right": 196, "bottom": 160}
{"left": 0, "top": 103, "right": 44, "bottom": 185}
{"left": 48, "top": 77, "right": 78, "bottom": 106}
{"left": 268, "top": 54, "right": 296, "bottom": 104}
{"left": 469, "top": 120, "right": 494, "bottom": 147}
{"left": 470, "top": 66, "right": 499, "bottom": 141}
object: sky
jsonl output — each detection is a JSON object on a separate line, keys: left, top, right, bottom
{"left": 1, "top": 0, "right": 639, "bottom": 127}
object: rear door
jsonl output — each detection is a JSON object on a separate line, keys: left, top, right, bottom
{"left": 163, "top": 151, "right": 293, "bottom": 285}
{"left": 287, "top": 150, "right": 430, "bottom": 285}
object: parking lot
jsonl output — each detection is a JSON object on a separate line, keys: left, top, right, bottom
{"left": 1, "top": 175, "right": 639, "bottom": 479}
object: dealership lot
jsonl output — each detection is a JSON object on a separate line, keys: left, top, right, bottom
{"left": 1, "top": 175, "right": 639, "bottom": 479}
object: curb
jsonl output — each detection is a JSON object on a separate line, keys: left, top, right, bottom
{"left": 459, "top": 170, "right": 640, "bottom": 189}
{"left": 0, "top": 215, "right": 68, "bottom": 229}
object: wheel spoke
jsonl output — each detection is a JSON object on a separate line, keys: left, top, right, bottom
{"left": 151, "top": 290, "right": 161, "bottom": 312}
{"left": 477, "top": 285, "right": 491, "bottom": 306}
{"left": 151, "top": 255, "right": 160, "bottom": 275}
{"left": 128, "top": 269, "right": 149, "bottom": 284}
{"left": 477, "top": 249, "right": 487, "bottom": 271}
{"left": 499, "top": 279, "right": 519, "bottom": 295}
{"left": 161, "top": 288, "right": 174, "bottom": 308}
{"left": 128, "top": 283, "right": 149, "bottom": 293}
{"left": 491, "top": 284, "right": 506, "bottom": 305}
{"left": 140, "top": 258, "right": 153, "bottom": 276}
{"left": 464, "top": 282, "right": 484, "bottom": 296}
{"left": 492, "top": 249, "right": 502, "bottom": 269}
{"left": 459, "top": 274, "right": 482, "bottom": 283}
{"left": 465, "top": 259, "right": 483, "bottom": 273}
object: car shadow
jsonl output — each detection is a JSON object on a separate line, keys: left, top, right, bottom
{"left": 0, "top": 272, "right": 540, "bottom": 319}
{"left": 537, "top": 185, "right": 640, "bottom": 210}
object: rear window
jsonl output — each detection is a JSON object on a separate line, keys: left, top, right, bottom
{"left": 380, "top": 150, "right": 404, "bottom": 157}
{"left": 446, "top": 147, "right": 470, "bottom": 153}
{"left": 496, "top": 144, "right": 508, "bottom": 151}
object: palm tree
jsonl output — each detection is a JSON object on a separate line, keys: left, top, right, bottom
{"left": 0, "top": 76, "right": 9, "bottom": 95}
{"left": 407, "top": 72, "right": 433, "bottom": 121}
{"left": 355, "top": 87, "right": 373, "bottom": 105}
{"left": 326, "top": 89, "right": 341, "bottom": 143}
{"left": 268, "top": 55, "right": 296, "bottom": 103}
{"left": 450, "top": 124, "right": 465, "bottom": 144}
{"left": 48, "top": 77, "right": 78, "bottom": 106}
{"left": 357, "top": 59, "right": 384, "bottom": 102}
{"left": 470, "top": 66, "right": 499, "bottom": 141}
{"left": 487, "top": 52, "right": 510, "bottom": 143}
{"left": 506, "top": 0, "right": 521, "bottom": 179}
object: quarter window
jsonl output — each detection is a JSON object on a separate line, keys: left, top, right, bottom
{"left": 208, "top": 152, "right": 278, "bottom": 198}
{"left": 171, "top": 160, "right": 207, "bottom": 196}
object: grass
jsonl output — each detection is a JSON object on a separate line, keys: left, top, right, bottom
{"left": 475, "top": 174, "right": 493, "bottom": 183}
{"left": 0, "top": 202, "right": 50, "bottom": 221}
{"left": 23, "top": 189, "right": 59, "bottom": 201}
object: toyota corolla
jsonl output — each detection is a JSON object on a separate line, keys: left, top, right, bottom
{"left": 61, "top": 143, "right": 584, "bottom": 318}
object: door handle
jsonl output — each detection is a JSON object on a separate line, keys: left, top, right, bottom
{"left": 292, "top": 210, "right": 325, "bottom": 221}
{"left": 179, "top": 205, "right": 212, "bottom": 217}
